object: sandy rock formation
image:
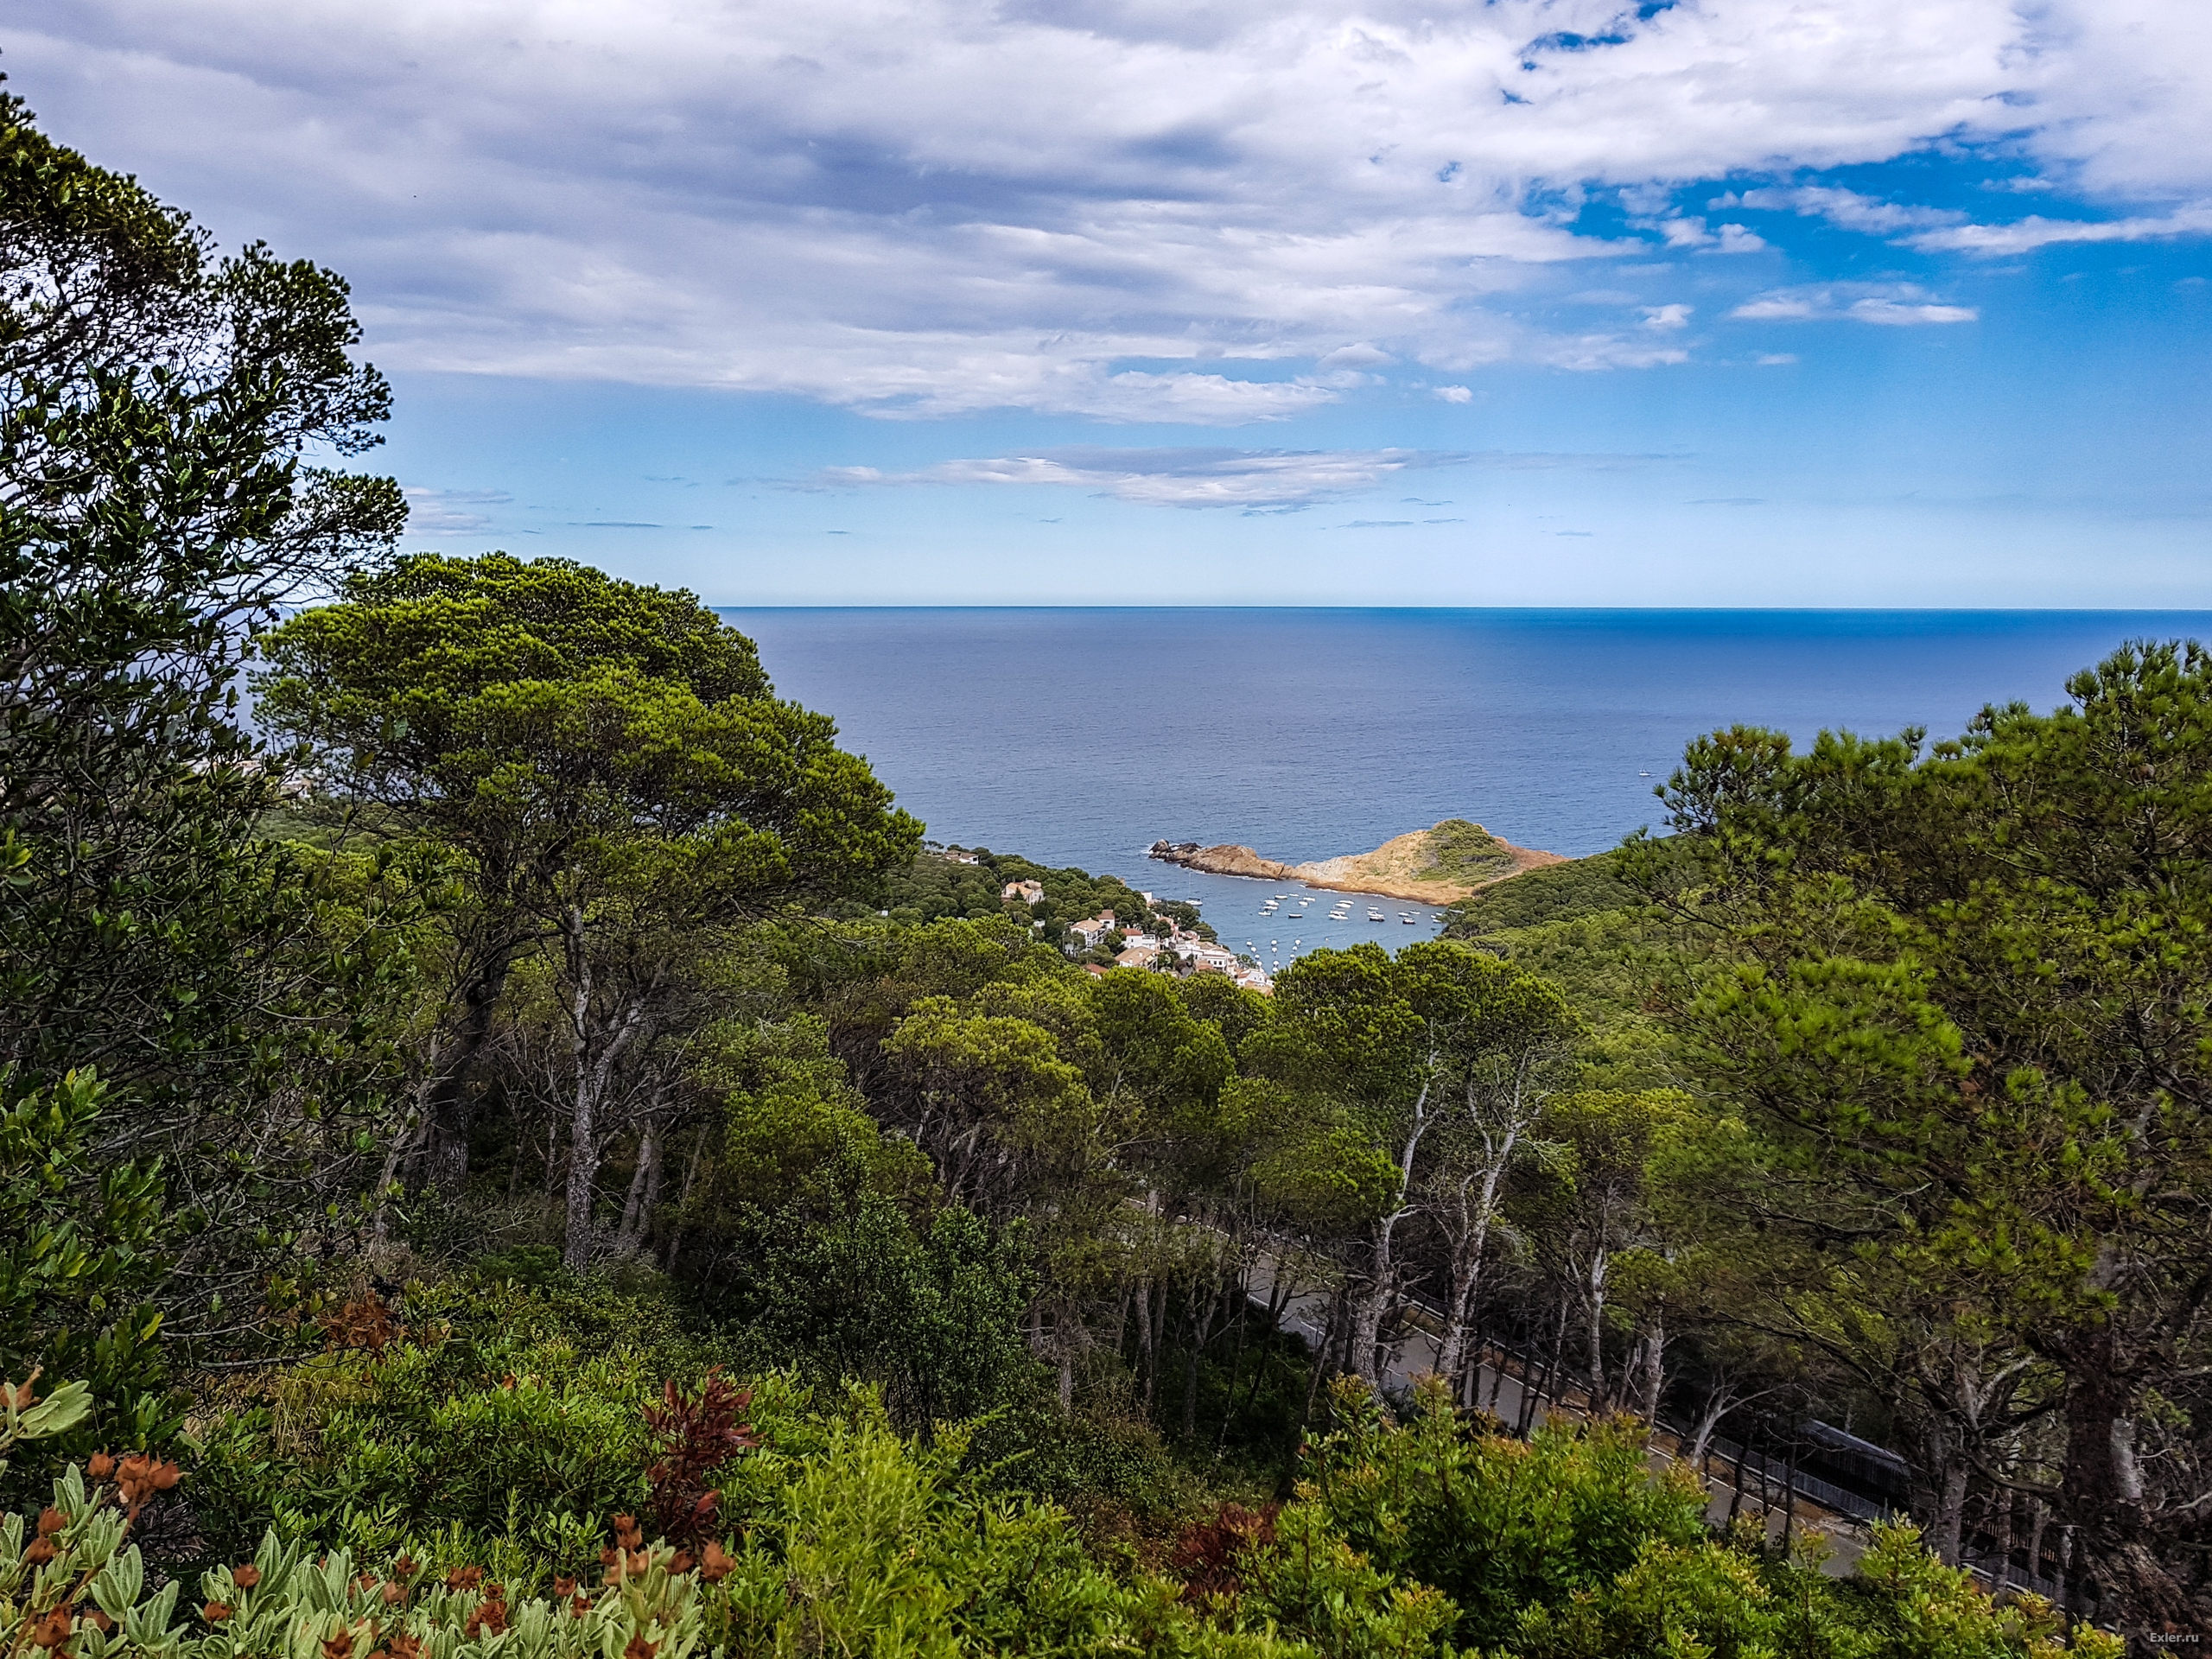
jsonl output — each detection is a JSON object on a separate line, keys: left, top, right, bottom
{"left": 1148, "top": 821, "right": 1565, "bottom": 904}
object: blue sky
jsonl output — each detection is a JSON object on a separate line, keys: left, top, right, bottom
{"left": 14, "top": 0, "right": 2212, "bottom": 604}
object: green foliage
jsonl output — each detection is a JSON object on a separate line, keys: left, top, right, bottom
{"left": 1443, "top": 853, "right": 1675, "bottom": 1090}
{"left": 1, "top": 89, "right": 410, "bottom": 1377}
{"left": 873, "top": 849, "right": 1166, "bottom": 939}
{"left": 10, "top": 92, "right": 2175, "bottom": 1655}
{"left": 183, "top": 1280, "right": 744, "bottom": 1573}
{"left": 736, "top": 1201, "right": 1038, "bottom": 1432}
{"left": 253, "top": 552, "right": 921, "bottom": 1228}
{"left": 1415, "top": 819, "right": 1517, "bottom": 886}
{"left": 0, "top": 1071, "right": 167, "bottom": 1464}
{"left": 0, "top": 1375, "right": 95, "bottom": 1478}
{"left": 1251, "top": 1380, "right": 2119, "bottom": 1659}
{"left": 1644, "top": 639, "right": 2212, "bottom": 1628}
{"left": 1445, "top": 851, "right": 1642, "bottom": 935}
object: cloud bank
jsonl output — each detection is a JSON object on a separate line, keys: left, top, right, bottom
{"left": 12, "top": 0, "right": 2209, "bottom": 417}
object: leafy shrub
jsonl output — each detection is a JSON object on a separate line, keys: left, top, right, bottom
{"left": 0, "top": 1071, "right": 169, "bottom": 1472}
{"left": 181, "top": 1281, "right": 756, "bottom": 1576}
{"left": 6, "top": 1379, "right": 1304, "bottom": 1659}
{"left": 721, "top": 1198, "right": 1037, "bottom": 1431}
{"left": 1245, "top": 1378, "right": 2121, "bottom": 1659}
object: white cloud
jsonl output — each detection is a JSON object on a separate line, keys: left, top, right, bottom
{"left": 1902, "top": 203, "right": 2212, "bottom": 255}
{"left": 821, "top": 443, "right": 1654, "bottom": 506}
{"left": 1433, "top": 385, "right": 1474, "bottom": 403}
{"left": 823, "top": 447, "right": 1458, "bottom": 507}
{"left": 1731, "top": 284, "right": 1977, "bottom": 324}
{"left": 404, "top": 486, "right": 510, "bottom": 532}
{"left": 1647, "top": 214, "right": 1766, "bottom": 254}
{"left": 1716, "top": 184, "right": 2212, "bottom": 260}
{"left": 1716, "top": 185, "right": 1967, "bottom": 236}
{"left": 1756, "top": 353, "right": 1799, "bottom": 365}
{"left": 7, "top": 0, "right": 2202, "bottom": 417}
{"left": 1847, "top": 297, "right": 1978, "bottom": 325}
{"left": 1641, "top": 303, "right": 1693, "bottom": 330}
{"left": 1543, "top": 334, "right": 1692, "bottom": 369}
{"left": 1318, "top": 342, "right": 1395, "bottom": 368}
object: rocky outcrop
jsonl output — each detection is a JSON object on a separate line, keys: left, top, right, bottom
{"left": 1149, "top": 823, "right": 1567, "bottom": 904}
{"left": 1147, "top": 842, "right": 1299, "bottom": 881}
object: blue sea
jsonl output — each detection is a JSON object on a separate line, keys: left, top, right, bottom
{"left": 724, "top": 609, "right": 2212, "bottom": 965}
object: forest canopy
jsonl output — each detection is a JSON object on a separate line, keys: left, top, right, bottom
{"left": 1, "top": 86, "right": 2202, "bottom": 1656}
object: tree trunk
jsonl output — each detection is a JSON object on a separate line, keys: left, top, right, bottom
{"left": 2062, "top": 1352, "right": 2208, "bottom": 1637}
{"left": 1348, "top": 1217, "right": 1401, "bottom": 1387}
{"left": 1782, "top": 1440, "right": 1798, "bottom": 1552}
{"left": 1150, "top": 1275, "right": 1169, "bottom": 1406}
{"left": 1435, "top": 1249, "right": 1481, "bottom": 1386}
{"left": 562, "top": 923, "right": 601, "bottom": 1268}
{"left": 1055, "top": 1296, "right": 1079, "bottom": 1410}
{"left": 1933, "top": 1455, "right": 1968, "bottom": 1567}
{"left": 1637, "top": 1305, "right": 1665, "bottom": 1426}
{"left": 559, "top": 911, "right": 656, "bottom": 1271}
{"left": 1303, "top": 1285, "right": 1347, "bottom": 1425}
{"left": 1687, "top": 1382, "right": 1736, "bottom": 1469}
{"left": 367, "top": 1102, "right": 422, "bottom": 1246}
{"left": 1581, "top": 1245, "right": 1610, "bottom": 1413}
{"left": 416, "top": 929, "right": 527, "bottom": 1196}
{"left": 1990, "top": 1487, "right": 2015, "bottom": 1586}
{"left": 614, "top": 1113, "right": 662, "bottom": 1257}
{"left": 660, "top": 1129, "right": 706, "bottom": 1274}
{"left": 1132, "top": 1275, "right": 1154, "bottom": 1402}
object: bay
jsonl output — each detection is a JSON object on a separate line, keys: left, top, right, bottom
{"left": 724, "top": 608, "right": 2212, "bottom": 964}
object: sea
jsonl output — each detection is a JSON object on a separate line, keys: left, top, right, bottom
{"left": 724, "top": 609, "right": 2212, "bottom": 968}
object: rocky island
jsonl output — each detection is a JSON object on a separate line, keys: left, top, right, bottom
{"left": 1148, "top": 818, "right": 1567, "bottom": 904}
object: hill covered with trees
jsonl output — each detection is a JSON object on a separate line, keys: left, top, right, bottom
{"left": 3, "top": 88, "right": 2205, "bottom": 1655}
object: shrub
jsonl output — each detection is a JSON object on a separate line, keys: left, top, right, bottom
{"left": 1244, "top": 1378, "right": 2121, "bottom": 1659}
{"left": 181, "top": 1281, "right": 760, "bottom": 1576}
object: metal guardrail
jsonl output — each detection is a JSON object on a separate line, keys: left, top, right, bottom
{"left": 1704, "top": 1434, "right": 1901, "bottom": 1524}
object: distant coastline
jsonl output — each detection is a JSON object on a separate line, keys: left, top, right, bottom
{"left": 1149, "top": 819, "right": 1566, "bottom": 905}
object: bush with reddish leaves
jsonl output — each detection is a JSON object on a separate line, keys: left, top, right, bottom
{"left": 642, "top": 1370, "right": 758, "bottom": 1547}
{"left": 1169, "top": 1502, "right": 1279, "bottom": 1607}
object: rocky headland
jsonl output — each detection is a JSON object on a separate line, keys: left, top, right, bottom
{"left": 1148, "top": 818, "right": 1567, "bottom": 905}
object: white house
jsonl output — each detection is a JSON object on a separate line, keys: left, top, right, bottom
{"left": 1065, "top": 910, "right": 1118, "bottom": 951}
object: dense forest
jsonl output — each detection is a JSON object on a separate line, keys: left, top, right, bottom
{"left": 4, "top": 86, "right": 2209, "bottom": 1657}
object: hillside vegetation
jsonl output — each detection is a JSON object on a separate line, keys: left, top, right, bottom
{"left": 3, "top": 88, "right": 2208, "bottom": 1651}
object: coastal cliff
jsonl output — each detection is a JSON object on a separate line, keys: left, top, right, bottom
{"left": 1149, "top": 819, "right": 1566, "bottom": 904}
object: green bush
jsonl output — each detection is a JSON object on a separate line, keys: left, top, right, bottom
{"left": 1244, "top": 1378, "right": 2120, "bottom": 1659}
{"left": 7, "top": 1381, "right": 1302, "bottom": 1659}
{"left": 183, "top": 1280, "right": 753, "bottom": 1576}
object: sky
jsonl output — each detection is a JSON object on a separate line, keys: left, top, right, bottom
{"left": 11, "top": 0, "right": 2212, "bottom": 605}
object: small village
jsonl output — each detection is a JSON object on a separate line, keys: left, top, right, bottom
{"left": 1006, "top": 878, "right": 1275, "bottom": 993}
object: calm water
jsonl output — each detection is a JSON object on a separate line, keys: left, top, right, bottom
{"left": 725, "top": 609, "right": 2211, "bottom": 964}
